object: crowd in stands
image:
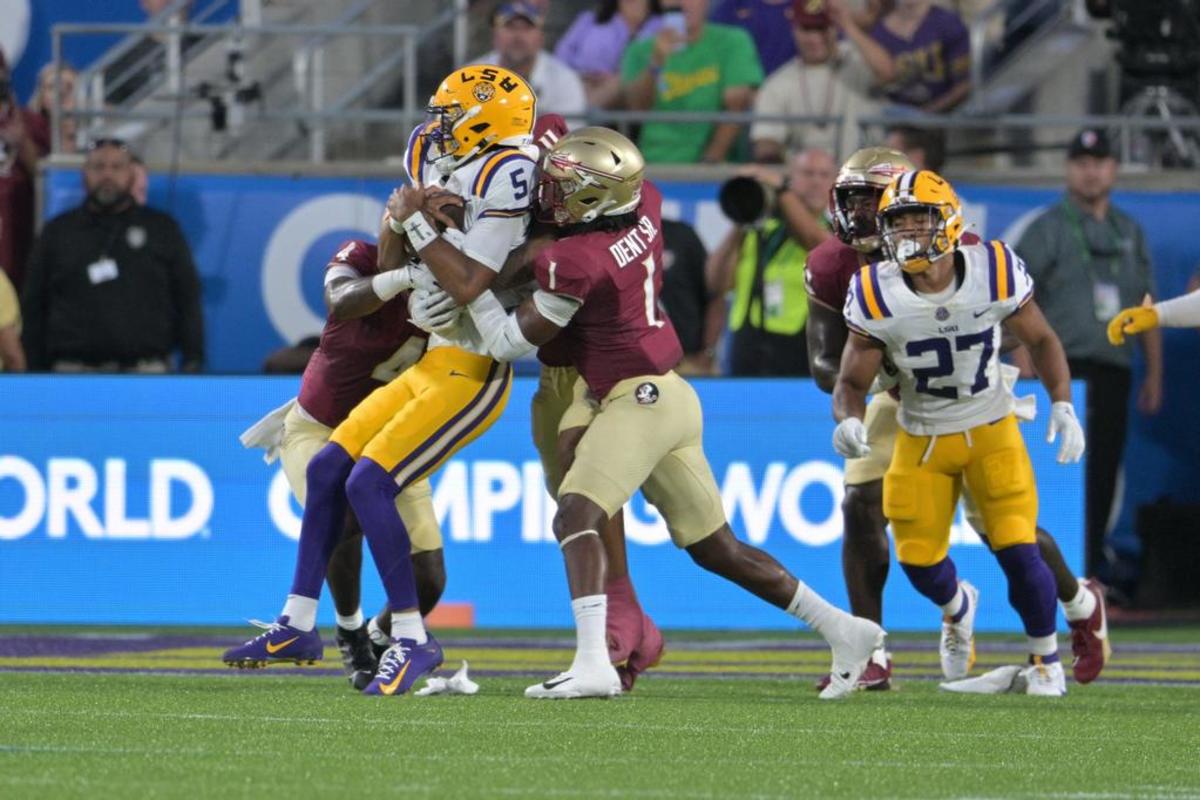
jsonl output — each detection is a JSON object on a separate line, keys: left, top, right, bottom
{"left": 479, "top": 0, "right": 973, "bottom": 164}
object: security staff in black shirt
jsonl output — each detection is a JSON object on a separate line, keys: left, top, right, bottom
{"left": 22, "top": 138, "right": 204, "bottom": 372}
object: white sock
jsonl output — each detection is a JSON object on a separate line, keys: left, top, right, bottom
{"left": 940, "top": 584, "right": 966, "bottom": 620}
{"left": 367, "top": 615, "right": 390, "bottom": 647}
{"left": 1061, "top": 581, "right": 1097, "bottom": 622}
{"left": 570, "top": 595, "right": 609, "bottom": 671}
{"left": 1028, "top": 634, "right": 1058, "bottom": 658}
{"left": 786, "top": 581, "right": 848, "bottom": 640}
{"left": 335, "top": 608, "right": 364, "bottom": 631}
{"left": 281, "top": 594, "right": 318, "bottom": 632}
{"left": 390, "top": 610, "right": 427, "bottom": 644}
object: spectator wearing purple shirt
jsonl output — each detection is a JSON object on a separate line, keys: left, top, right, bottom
{"left": 870, "top": 0, "right": 970, "bottom": 111}
{"left": 555, "top": 0, "right": 666, "bottom": 109}
{"left": 709, "top": 0, "right": 796, "bottom": 75}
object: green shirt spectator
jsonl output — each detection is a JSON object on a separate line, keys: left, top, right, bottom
{"left": 621, "top": 2, "right": 763, "bottom": 164}
{"left": 728, "top": 216, "right": 812, "bottom": 336}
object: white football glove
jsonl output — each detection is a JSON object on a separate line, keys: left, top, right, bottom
{"left": 833, "top": 417, "right": 871, "bottom": 459}
{"left": 1047, "top": 401, "right": 1085, "bottom": 464}
{"left": 409, "top": 286, "right": 461, "bottom": 334}
{"left": 406, "top": 263, "right": 440, "bottom": 293}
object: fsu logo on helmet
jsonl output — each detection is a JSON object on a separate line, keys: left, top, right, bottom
{"left": 472, "top": 82, "right": 496, "bottom": 103}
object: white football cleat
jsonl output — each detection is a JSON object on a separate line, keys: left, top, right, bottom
{"left": 525, "top": 664, "right": 621, "bottom": 699}
{"left": 940, "top": 581, "right": 979, "bottom": 680}
{"left": 819, "top": 616, "right": 887, "bottom": 700}
{"left": 1021, "top": 657, "right": 1067, "bottom": 697}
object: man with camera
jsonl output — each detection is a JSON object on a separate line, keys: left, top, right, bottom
{"left": 705, "top": 147, "right": 835, "bottom": 375}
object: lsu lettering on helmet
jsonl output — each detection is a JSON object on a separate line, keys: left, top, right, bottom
{"left": 538, "top": 126, "right": 644, "bottom": 225}
{"left": 422, "top": 65, "right": 536, "bottom": 175}
{"left": 830, "top": 147, "right": 914, "bottom": 253}
{"left": 877, "top": 169, "right": 964, "bottom": 274}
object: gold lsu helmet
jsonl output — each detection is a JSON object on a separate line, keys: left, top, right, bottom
{"left": 538, "top": 126, "right": 645, "bottom": 225}
{"left": 877, "top": 169, "right": 964, "bottom": 273}
{"left": 423, "top": 64, "right": 537, "bottom": 175}
{"left": 829, "top": 147, "right": 914, "bottom": 253}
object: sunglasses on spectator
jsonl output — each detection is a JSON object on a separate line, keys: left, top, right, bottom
{"left": 87, "top": 137, "right": 130, "bottom": 152}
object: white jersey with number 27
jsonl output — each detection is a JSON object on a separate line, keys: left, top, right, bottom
{"left": 845, "top": 241, "right": 1034, "bottom": 436}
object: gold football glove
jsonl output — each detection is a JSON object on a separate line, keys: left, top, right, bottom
{"left": 1107, "top": 305, "right": 1159, "bottom": 345}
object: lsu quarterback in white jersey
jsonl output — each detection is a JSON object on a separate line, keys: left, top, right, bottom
{"left": 221, "top": 65, "right": 537, "bottom": 699}
{"left": 832, "top": 169, "right": 1087, "bottom": 697}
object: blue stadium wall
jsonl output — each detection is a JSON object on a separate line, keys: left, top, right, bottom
{"left": 0, "top": 375, "right": 1083, "bottom": 632}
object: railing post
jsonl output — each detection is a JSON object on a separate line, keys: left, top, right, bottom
{"left": 454, "top": 0, "right": 468, "bottom": 71}
{"left": 967, "top": 13, "right": 986, "bottom": 113}
{"left": 404, "top": 31, "right": 419, "bottom": 138}
{"left": 310, "top": 46, "right": 326, "bottom": 163}
{"left": 167, "top": 11, "right": 183, "bottom": 94}
{"left": 51, "top": 27, "right": 62, "bottom": 157}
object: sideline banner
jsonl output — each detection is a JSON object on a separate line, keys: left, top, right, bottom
{"left": 0, "top": 376, "right": 1083, "bottom": 631}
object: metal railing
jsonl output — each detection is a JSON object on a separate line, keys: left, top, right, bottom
{"left": 44, "top": 10, "right": 1200, "bottom": 169}
{"left": 50, "top": 20, "right": 430, "bottom": 162}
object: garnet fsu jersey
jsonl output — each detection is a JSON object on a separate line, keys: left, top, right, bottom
{"left": 403, "top": 123, "right": 538, "bottom": 356}
{"left": 844, "top": 241, "right": 1033, "bottom": 436}
{"left": 297, "top": 240, "right": 426, "bottom": 428}
{"left": 531, "top": 181, "right": 683, "bottom": 399}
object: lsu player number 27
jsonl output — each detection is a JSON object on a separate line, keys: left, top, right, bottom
{"left": 832, "top": 170, "right": 1086, "bottom": 697}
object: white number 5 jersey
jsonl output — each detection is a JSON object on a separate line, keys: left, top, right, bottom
{"left": 845, "top": 241, "right": 1034, "bottom": 435}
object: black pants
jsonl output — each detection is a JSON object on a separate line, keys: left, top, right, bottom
{"left": 729, "top": 327, "right": 810, "bottom": 377}
{"left": 1068, "top": 359, "right": 1132, "bottom": 576}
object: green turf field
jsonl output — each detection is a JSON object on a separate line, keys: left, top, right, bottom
{"left": 2, "top": 628, "right": 1198, "bottom": 799}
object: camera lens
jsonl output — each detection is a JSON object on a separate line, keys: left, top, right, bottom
{"left": 718, "top": 176, "right": 768, "bottom": 225}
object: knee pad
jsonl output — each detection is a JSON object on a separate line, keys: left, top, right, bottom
{"left": 885, "top": 468, "right": 954, "bottom": 567}
{"left": 983, "top": 514, "right": 1036, "bottom": 549}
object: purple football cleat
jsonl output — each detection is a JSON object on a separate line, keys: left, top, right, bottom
{"left": 362, "top": 635, "right": 444, "bottom": 696}
{"left": 222, "top": 616, "right": 324, "bottom": 668}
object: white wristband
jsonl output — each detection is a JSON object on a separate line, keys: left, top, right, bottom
{"left": 402, "top": 212, "right": 438, "bottom": 252}
{"left": 372, "top": 268, "right": 411, "bottom": 301}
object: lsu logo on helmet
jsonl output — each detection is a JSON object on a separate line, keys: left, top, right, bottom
{"left": 421, "top": 65, "right": 536, "bottom": 176}
{"left": 877, "top": 170, "right": 964, "bottom": 274}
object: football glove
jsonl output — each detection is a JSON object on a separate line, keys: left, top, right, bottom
{"left": 1047, "top": 402, "right": 1085, "bottom": 464}
{"left": 409, "top": 286, "right": 461, "bottom": 334}
{"left": 832, "top": 417, "right": 871, "bottom": 459}
{"left": 1106, "top": 305, "right": 1158, "bottom": 345}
